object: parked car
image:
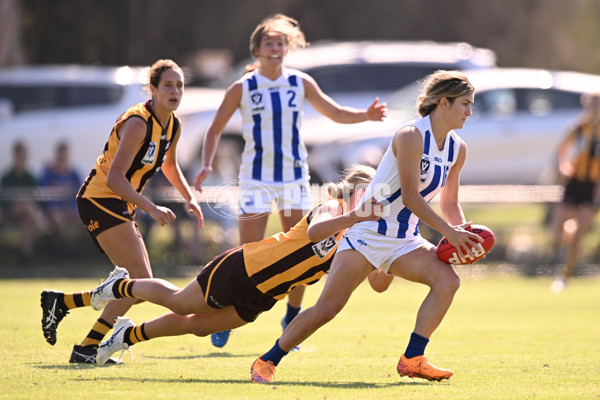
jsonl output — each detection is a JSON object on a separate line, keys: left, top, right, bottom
{"left": 306, "top": 68, "right": 600, "bottom": 184}
{"left": 177, "top": 40, "right": 497, "bottom": 177}
{"left": 216, "top": 40, "right": 496, "bottom": 106}
{"left": 0, "top": 64, "right": 224, "bottom": 178}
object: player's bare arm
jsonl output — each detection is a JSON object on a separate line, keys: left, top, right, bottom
{"left": 195, "top": 81, "right": 242, "bottom": 190}
{"left": 162, "top": 125, "right": 204, "bottom": 227}
{"left": 307, "top": 198, "right": 382, "bottom": 242}
{"left": 302, "top": 74, "right": 387, "bottom": 123}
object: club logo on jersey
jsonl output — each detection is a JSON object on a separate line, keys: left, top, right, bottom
{"left": 250, "top": 91, "right": 265, "bottom": 112}
{"left": 420, "top": 155, "right": 431, "bottom": 183}
{"left": 141, "top": 142, "right": 157, "bottom": 165}
{"left": 312, "top": 235, "right": 338, "bottom": 259}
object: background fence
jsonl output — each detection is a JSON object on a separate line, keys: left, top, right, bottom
{"left": 3, "top": 184, "right": 598, "bottom": 279}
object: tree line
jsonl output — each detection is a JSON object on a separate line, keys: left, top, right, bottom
{"left": 4, "top": 0, "right": 600, "bottom": 76}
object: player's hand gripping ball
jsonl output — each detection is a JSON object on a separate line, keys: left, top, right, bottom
{"left": 436, "top": 224, "right": 495, "bottom": 265}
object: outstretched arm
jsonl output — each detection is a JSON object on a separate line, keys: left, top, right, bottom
{"left": 303, "top": 74, "right": 387, "bottom": 123}
{"left": 162, "top": 124, "right": 204, "bottom": 228}
{"left": 306, "top": 197, "right": 383, "bottom": 242}
{"left": 194, "top": 82, "right": 242, "bottom": 191}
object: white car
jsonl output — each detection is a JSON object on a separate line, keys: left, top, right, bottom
{"left": 307, "top": 68, "right": 600, "bottom": 184}
{"left": 0, "top": 65, "right": 224, "bottom": 177}
{"left": 178, "top": 40, "right": 497, "bottom": 177}
{"left": 216, "top": 40, "right": 497, "bottom": 108}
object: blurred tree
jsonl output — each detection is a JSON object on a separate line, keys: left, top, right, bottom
{"left": 0, "top": 0, "right": 25, "bottom": 65}
{"left": 7, "top": 0, "right": 600, "bottom": 75}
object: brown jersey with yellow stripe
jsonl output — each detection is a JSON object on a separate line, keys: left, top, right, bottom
{"left": 242, "top": 199, "right": 346, "bottom": 300}
{"left": 570, "top": 119, "right": 600, "bottom": 182}
{"left": 77, "top": 101, "right": 179, "bottom": 215}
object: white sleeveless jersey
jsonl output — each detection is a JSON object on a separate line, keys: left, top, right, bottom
{"left": 356, "top": 115, "right": 461, "bottom": 238}
{"left": 238, "top": 68, "right": 309, "bottom": 183}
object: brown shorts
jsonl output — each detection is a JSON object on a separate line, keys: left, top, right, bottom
{"left": 196, "top": 247, "right": 277, "bottom": 323}
{"left": 77, "top": 197, "right": 135, "bottom": 252}
{"left": 562, "top": 179, "right": 596, "bottom": 206}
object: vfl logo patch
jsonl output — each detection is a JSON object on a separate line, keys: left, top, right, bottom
{"left": 312, "top": 235, "right": 338, "bottom": 259}
{"left": 141, "top": 142, "right": 157, "bottom": 165}
{"left": 420, "top": 155, "right": 431, "bottom": 183}
{"left": 250, "top": 91, "right": 265, "bottom": 112}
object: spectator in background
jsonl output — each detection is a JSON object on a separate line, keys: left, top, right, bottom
{"left": 550, "top": 91, "right": 600, "bottom": 293}
{"left": 0, "top": 141, "right": 48, "bottom": 262}
{"left": 39, "top": 141, "right": 81, "bottom": 239}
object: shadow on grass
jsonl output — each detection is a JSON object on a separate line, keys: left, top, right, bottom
{"left": 31, "top": 351, "right": 254, "bottom": 369}
{"left": 31, "top": 363, "right": 434, "bottom": 388}
{"left": 33, "top": 363, "right": 123, "bottom": 370}
{"left": 144, "top": 351, "right": 254, "bottom": 360}
{"left": 73, "top": 376, "right": 432, "bottom": 388}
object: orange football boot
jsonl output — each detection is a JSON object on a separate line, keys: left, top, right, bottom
{"left": 396, "top": 354, "right": 454, "bottom": 381}
{"left": 251, "top": 357, "right": 276, "bottom": 383}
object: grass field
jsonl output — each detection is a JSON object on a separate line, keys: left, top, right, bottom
{"left": 1, "top": 271, "right": 599, "bottom": 400}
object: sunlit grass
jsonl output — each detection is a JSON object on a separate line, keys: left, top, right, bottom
{"left": 2, "top": 273, "right": 599, "bottom": 399}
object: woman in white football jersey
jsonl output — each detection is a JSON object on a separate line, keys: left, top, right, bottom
{"left": 251, "top": 70, "right": 483, "bottom": 384}
{"left": 194, "top": 14, "right": 387, "bottom": 347}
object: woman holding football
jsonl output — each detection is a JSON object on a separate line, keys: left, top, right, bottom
{"left": 194, "top": 14, "right": 387, "bottom": 347}
{"left": 251, "top": 70, "right": 483, "bottom": 384}
{"left": 40, "top": 59, "right": 204, "bottom": 364}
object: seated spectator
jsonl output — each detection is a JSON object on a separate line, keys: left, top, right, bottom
{"left": 0, "top": 141, "right": 48, "bottom": 262}
{"left": 39, "top": 141, "right": 81, "bottom": 236}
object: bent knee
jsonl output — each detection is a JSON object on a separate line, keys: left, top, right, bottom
{"left": 167, "top": 298, "right": 196, "bottom": 316}
{"left": 190, "top": 328, "right": 210, "bottom": 338}
{"left": 185, "top": 317, "right": 212, "bottom": 337}
{"left": 118, "top": 263, "right": 152, "bottom": 279}
{"left": 313, "top": 302, "right": 344, "bottom": 325}
{"left": 447, "top": 273, "right": 461, "bottom": 292}
{"left": 433, "top": 271, "right": 461, "bottom": 294}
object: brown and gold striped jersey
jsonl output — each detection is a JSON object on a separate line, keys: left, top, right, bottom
{"left": 77, "top": 101, "right": 179, "bottom": 214}
{"left": 242, "top": 200, "right": 346, "bottom": 300}
{"left": 570, "top": 119, "right": 600, "bottom": 182}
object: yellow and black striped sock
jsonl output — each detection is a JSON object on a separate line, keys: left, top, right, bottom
{"left": 114, "top": 279, "right": 137, "bottom": 298}
{"left": 125, "top": 322, "right": 149, "bottom": 346}
{"left": 62, "top": 291, "right": 92, "bottom": 309}
{"left": 80, "top": 318, "right": 113, "bottom": 348}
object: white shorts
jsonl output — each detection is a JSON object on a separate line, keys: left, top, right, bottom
{"left": 237, "top": 178, "right": 311, "bottom": 215}
{"left": 338, "top": 223, "right": 430, "bottom": 273}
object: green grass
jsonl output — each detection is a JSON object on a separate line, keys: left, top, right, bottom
{"left": 2, "top": 272, "right": 600, "bottom": 399}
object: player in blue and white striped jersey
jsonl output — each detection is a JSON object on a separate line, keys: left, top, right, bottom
{"left": 252, "top": 70, "right": 484, "bottom": 383}
{"left": 194, "top": 14, "right": 387, "bottom": 347}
